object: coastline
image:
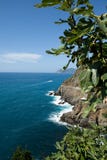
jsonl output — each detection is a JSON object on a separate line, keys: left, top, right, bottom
{"left": 47, "top": 91, "right": 73, "bottom": 125}
{"left": 54, "top": 69, "right": 107, "bottom": 127}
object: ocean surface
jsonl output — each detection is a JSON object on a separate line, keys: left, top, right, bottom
{"left": 0, "top": 73, "right": 73, "bottom": 160}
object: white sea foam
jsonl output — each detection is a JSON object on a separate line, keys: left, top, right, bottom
{"left": 51, "top": 95, "right": 71, "bottom": 107}
{"left": 48, "top": 94, "right": 73, "bottom": 125}
{"left": 28, "top": 80, "right": 53, "bottom": 88}
{"left": 47, "top": 80, "right": 53, "bottom": 83}
{"left": 45, "top": 90, "right": 55, "bottom": 96}
{"left": 48, "top": 106, "right": 73, "bottom": 125}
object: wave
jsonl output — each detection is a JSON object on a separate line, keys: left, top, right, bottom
{"left": 50, "top": 95, "right": 72, "bottom": 107}
{"left": 45, "top": 90, "right": 55, "bottom": 96}
{"left": 48, "top": 107, "right": 73, "bottom": 126}
{"left": 48, "top": 95, "right": 73, "bottom": 125}
{"left": 47, "top": 80, "right": 53, "bottom": 83}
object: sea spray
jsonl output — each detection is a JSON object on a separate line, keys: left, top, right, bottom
{"left": 47, "top": 91, "right": 73, "bottom": 125}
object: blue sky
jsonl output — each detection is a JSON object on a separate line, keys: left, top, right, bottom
{"left": 0, "top": 0, "right": 107, "bottom": 72}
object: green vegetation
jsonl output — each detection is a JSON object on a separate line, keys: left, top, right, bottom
{"left": 11, "top": 146, "right": 34, "bottom": 160}
{"left": 46, "top": 126, "right": 107, "bottom": 160}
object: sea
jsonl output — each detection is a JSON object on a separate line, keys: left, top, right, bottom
{"left": 0, "top": 72, "right": 73, "bottom": 160}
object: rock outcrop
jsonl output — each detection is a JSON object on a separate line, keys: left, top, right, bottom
{"left": 56, "top": 68, "right": 107, "bottom": 127}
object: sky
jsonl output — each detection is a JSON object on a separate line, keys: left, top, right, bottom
{"left": 0, "top": 0, "right": 107, "bottom": 73}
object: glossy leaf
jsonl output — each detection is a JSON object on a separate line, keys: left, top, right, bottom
{"left": 92, "top": 69, "right": 99, "bottom": 87}
{"left": 46, "top": 46, "right": 65, "bottom": 55}
{"left": 73, "top": 7, "right": 93, "bottom": 16}
{"left": 35, "top": 0, "right": 61, "bottom": 8}
{"left": 101, "top": 73, "right": 107, "bottom": 82}
{"left": 79, "top": 69, "right": 93, "bottom": 92}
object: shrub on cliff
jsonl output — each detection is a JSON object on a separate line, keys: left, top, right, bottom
{"left": 46, "top": 126, "right": 107, "bottom": 160}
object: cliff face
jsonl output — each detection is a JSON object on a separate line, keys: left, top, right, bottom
{"left": 56, "top": 69, "right": 107, "bottom": 127}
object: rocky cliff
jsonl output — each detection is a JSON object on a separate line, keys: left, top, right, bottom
{"left": 56, "top": 68, "right": 107, "bottom": 127}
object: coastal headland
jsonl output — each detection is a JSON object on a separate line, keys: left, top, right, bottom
{"left": 55, "top": 69, "right": 107, "bottom": 127}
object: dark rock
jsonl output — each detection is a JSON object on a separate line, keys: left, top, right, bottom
{"left": 79, "top": 118, "right": 90, "bottom": 128}
{"left": 48, "top": 91, "right": 55, "bottom": 96}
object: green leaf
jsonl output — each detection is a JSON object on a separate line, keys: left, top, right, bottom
{"left": 56, "top": 142, "right": 62, "bottom": 151}
{"left": 79, "top": 69, "right": 93, "bottom": 92}
{"left": 58, "top": 0, "right": 70, "bottom": 11}
{"left": 73, "top": 7, "right": 93, "bottom": 16}
{"left": 92, "top": 69, "right": 99, "bottom": 87}
{"left": 67, "top": 26, "right": 93, "bottom": 44}
{"left": 55, "top": 19, "right": 67, "bottom": 24}
{"left": 80, "top": 154, "right": 85, "bottom": 160}
{"left": 102, "top": 42, "right": 107, "bottom": 56}
{"left": 101, "top": 73, "right": 107, "bottom": 81}
{"left": 46, "top": 46, "right": 65, "bottom": 55}
{"left": 35, "top": 0, "right": 61, "bottom": 8}
{"left": 83, "top": 97, "right": 101, "bottom": 118}
{"left": 105, "top": 82, "right": 107, "bottom": 87}
{"left": 78, "top": 17, "right": 94, "bottom": 30}
{"left": 77, "top": 0, "right": 89, "bottom": 5}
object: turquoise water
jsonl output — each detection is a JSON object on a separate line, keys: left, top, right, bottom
{"left": 0, "top": 73, "right": 72, "bottom": 160}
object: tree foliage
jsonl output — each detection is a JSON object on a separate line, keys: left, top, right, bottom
{"left": 11, "top": 146, "right": 34, "bottom": 160}
{"left": 45, "top": 126, "right": 107, "bottom": 160}
{"left": 35, "top": 0, "right": 107, "bottom": 113}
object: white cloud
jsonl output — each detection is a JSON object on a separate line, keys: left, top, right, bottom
{"left": 0, "top": 53, "right": 41, "bottom": 63}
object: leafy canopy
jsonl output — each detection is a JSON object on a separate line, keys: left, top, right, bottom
{"left": 35, "top": 0, "right": 107, "bottom": 113}
{"left": 45, "top": 126, "right": 107, "bottom": 160}
{"left": 11, "top": 146, "right": 34, "bottom": 160}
